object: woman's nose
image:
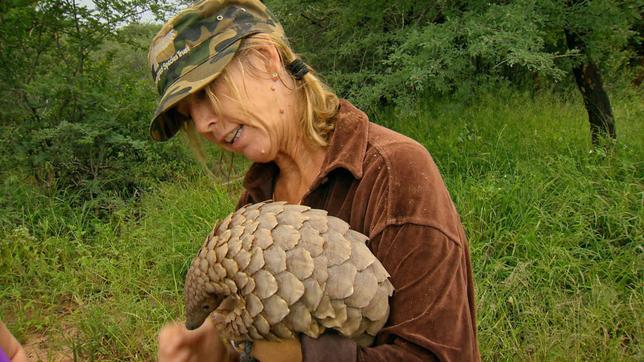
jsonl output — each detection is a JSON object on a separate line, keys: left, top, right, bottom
{"left": 191, "top": 98, "right": 218, "bottom": 134}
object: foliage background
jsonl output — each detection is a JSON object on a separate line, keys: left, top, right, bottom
{"left": 0, "top": 0, "right": 642, "bottom": 360}
{"left": 270, "top": 0, "right": 641, "bottom": 110}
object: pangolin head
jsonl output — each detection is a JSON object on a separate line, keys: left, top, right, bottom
{"left": 184, "top": 234, "right": 231, "bottom": 330}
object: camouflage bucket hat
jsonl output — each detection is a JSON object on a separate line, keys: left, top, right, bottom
{"left": 148, "top": 0, "right": 286, "bottom": 141}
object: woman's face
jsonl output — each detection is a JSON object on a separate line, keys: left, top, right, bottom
{"left": 176, "top": 56, "right": 295, "bottom": 164}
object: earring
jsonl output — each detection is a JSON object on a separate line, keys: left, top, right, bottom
{"left": 271, "top": 72, "right": 278, "bottom": 80}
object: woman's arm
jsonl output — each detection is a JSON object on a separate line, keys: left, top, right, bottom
{"left": 300, "top": 224, "right": 478, "bottom": 362}
{"left": 300, "top": 135, "right": 479, "bottom": 361}
{"left": 361, "top": 223, "right": 478, "bottom": 361}
{"left": 0, "top": 321, "right": 29, "bottom": 362}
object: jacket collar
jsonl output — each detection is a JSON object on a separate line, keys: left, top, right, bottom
{"left": 242, "top": 99, "right": 369, "bottom": 201}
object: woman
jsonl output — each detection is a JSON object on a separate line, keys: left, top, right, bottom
{"left": 150, "top": 1, "right": 480, "bottom": 361}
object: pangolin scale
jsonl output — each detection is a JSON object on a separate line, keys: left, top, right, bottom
{"left": 184, "top": 201, "right": 394, "bottom": 347}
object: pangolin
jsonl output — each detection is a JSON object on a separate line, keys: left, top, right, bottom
{"left": 184, "top": 201, "right": 394, "bottom": 350}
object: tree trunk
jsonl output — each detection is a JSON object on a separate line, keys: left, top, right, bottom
{"left": 565, "top": 28, "right": 617, "bottom": 145}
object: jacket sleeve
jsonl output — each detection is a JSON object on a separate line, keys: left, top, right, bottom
{"left": 301, "top": 223, "right": 478, "bottom": 362}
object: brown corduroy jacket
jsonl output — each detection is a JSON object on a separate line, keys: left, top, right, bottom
{"left": 237, "top": 100, "right": 480, "bottom": 362}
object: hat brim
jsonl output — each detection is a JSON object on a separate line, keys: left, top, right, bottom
{"left": 148, "top": 40, "right": 241, "bottom": 141}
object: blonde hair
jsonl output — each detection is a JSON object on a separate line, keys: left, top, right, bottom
{"left": 237, "top": 34, "right": 339, "bottom": 146}
{"left": 182, "top": 33, "right": 339, "bottom": 169}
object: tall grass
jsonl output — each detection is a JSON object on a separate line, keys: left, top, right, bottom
{"left": 1, "top": 176, "right": 235, "bottom": 360}
{"left": 1, "top": 89, "right": 642, "bottom": 360}
{"left": 383, "top": 88, "right": 643, "bottom": 361}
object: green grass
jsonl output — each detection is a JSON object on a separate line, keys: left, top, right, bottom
{"left": 0, "top": 176, "right": 236, "bottom": 360}
{"left": 1, "top": 89, "right": 642, "bottom": 360}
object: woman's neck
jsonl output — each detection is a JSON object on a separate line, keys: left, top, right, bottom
{"left": 273, "top": 139, "right": 327, "bottom": 204}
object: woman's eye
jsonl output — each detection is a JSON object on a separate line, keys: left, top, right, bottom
{"left": 174, "top": 101, "right": 189, "bottom": 117}
{"left": 176, "top": 108, "right": 188, "bottom": 118}
{"left": 195, "top": 90, "right": 207, "bottom": 100}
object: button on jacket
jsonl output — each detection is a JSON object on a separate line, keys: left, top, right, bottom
{"left": 237, "top": 100, "right": 480, "bottom": 362}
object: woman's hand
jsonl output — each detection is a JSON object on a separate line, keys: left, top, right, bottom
{"left": 157, "top": 317, "right": 238, "bottom": 362}
{"left": 252, "top": 338, "right": 302, "bottom": 362}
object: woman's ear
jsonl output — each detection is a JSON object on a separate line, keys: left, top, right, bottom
{"left": 250, "top": 34, "right": 283, "bottom": 76}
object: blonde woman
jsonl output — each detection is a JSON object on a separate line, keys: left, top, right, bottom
{"left": 150, "top": 1, "right": 480, "bottom": 361}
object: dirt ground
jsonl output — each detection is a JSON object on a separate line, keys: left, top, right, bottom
{"left": 22, "top": 328, "right": 76, "bottom": 362}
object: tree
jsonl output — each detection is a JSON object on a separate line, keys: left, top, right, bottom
{"left": 268, "top": 0, "right": 640, "bottom": 142}
{"left": 0, "top": 0, "right": 188, "bottom": 212}
{"left": 565, "top": 27, "right": 616, "bottom": 144}
{"left": 562, "top": 0, "right": 632, "bottom": 144}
